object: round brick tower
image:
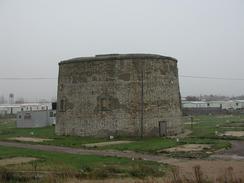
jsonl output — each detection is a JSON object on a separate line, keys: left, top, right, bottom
{"left": 56, "top": 54, "right": 183, "bottom": 137}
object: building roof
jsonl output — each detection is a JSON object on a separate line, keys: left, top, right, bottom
{"left": 234, "top": 100, "right": 244, "bottom": 103}
{"left": 0, "top": 103, "right": 50, "bottom": 108}
{"left": 190, "top": 101, "right": 207, "bottom": 104}
{"left": 59, "top": 53, "right": 177, "bottom": 65}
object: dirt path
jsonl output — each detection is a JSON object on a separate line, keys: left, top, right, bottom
{"left": 0, "top": 141, "right": 172, "bottom": 162}
{"left": 8, "top": 137, "right": 53, "bottom": 142}
{"left": 1, "top": 141, "right": 244, "bottom": 179}
{"left": 220, "top": 140, "right": 244, "bottom": 156}
{"left": 211, "top": 140, "right": 244, "bottom": 160}
{"left": 84, "top": 141, "right": 134, "bottom": 147}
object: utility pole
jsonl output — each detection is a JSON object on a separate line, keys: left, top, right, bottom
{"left": 140, "top": 69, "right": 144, "bottom": 139}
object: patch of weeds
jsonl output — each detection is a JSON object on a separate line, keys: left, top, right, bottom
{"left": 166, "top": 151, "right": 209, "bottom": 159}
{"left": 129, "top": 164, "right": 165, "bottom": 178}
{"left": 87, "top": 165, "right": 125, "bottom": 179}
{"left": 0, "top": 167, "right": 14, "bottom": 182}
{"left": 80, "top": 164, "right": 92, "bottom": 173}
{"left": 0, "top": 167, "right": 30, "bottom": 183}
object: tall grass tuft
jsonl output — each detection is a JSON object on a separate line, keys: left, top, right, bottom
{"left": 0, "top": 165, "right": 243, "bottom": 183}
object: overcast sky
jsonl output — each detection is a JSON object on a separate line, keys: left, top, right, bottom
{"left": 0, "top": 0, "right": 243, "bottom": 101}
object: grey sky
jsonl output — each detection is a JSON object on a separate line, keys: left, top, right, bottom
{"left": 0, "top": 0, "right": 244, "bottom": 101}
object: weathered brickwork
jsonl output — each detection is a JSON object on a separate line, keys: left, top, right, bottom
{"left": 56, "top": 54, "right": 183, "bottom": 137}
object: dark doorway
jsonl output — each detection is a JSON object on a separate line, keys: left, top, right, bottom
{"left": 159, "top": 121, "right": 167, "bottom": 137}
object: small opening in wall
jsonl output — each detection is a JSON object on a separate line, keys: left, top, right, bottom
{"left": 60, "top": 99, "right": 66, "bottom": 112}
{"left": 100, "top": 98, "right": 112, "bottom": 111}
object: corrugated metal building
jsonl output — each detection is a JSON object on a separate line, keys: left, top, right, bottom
{"left": 0, "top": 103, "right": 51, "bottom": 116}
{"left": 16, "top": 110, "right": 56, "bottom": 128}
{"left": 182, "top": 100, "right": 244, "bottom": 110}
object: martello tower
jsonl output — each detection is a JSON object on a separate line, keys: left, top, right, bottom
{"left": 56, "top": 54, "right": 183, "bottom": 137}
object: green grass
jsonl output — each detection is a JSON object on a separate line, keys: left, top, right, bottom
{"left": 0, "top": 146, "right": 167, "bottom": 178}
{"left": 97, "top": 137, "right": 230, "bottom": 158}
{"left": 0, "top": 115, "right": 243, "bottom": 156}
{"left": 184, "top": 115, "right": 244, "bottom": 140}
{"left": 1, "top": 115, "right": 243, "bottom": 181}
{"left": 163, "top": 137, "right": 231, "bottom": 158}
{"left": 0, "top": 118, "right": 108, "bottom": 147}
{"left": 0, "top": 119, "right": 180, "bottom": 151}
{"left": 98, "top": 137, "right": 179, "bottom": 153}
{"left": 98, "top": 115, "right": 243, "bottom": 154}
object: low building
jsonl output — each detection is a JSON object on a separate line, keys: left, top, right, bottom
{"left": 182, "top": 100, "right": 244, "bottom": 115}
{"left": 182, "top": 101, "right": 208, "bottom": 108}
{"left": 16, "top": 110, "right": 56, "bottom": 128}
{"left": 0, "top": 103, "right": 52, "bottom": 116}
{"left": 232, "top": 100, "right": 244, "bottom": 110}
{"left": 0, "top": 105, "right": 20, "bottom": 115}
{"left": 182, "top": 100, "right": 244, "bottom": 110}
{"left": 205, "top": 100, "right": 244, "bottom": 110}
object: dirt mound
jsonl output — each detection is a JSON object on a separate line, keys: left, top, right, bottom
{"left": 220, "top": 131, "right": 244, "bottom": 137}
{"left": 85, "top": 141, "right": 133, "bottom": 147}
{"left": 160, "top": 144, "right": 211, "bottom": 153}
{"left": 8, "top": 137, "right": 53, "bottom": 142}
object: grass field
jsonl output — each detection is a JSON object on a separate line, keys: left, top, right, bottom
{"left": 0, "top": 115, "right": 244, "bottom": 181}
{"left": 185, "top": 115, "right": 244, "bottom": 140}
{"left": 0, "top": 118, "right": 229, "bottom": 156}
{"left": 95, "top": 115, "right": 244, "bottom": 155}
{"left": 0, "top": 146, "right": 167, "bottom": 179}
{"left": 0, "top": 119, "right": 168, "bottom": 180}
{"left": 1, "top": 115, "right": 244, "bottom": 157}
{"left": 0, "top": 119, "right": 107, "bottom": 147}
